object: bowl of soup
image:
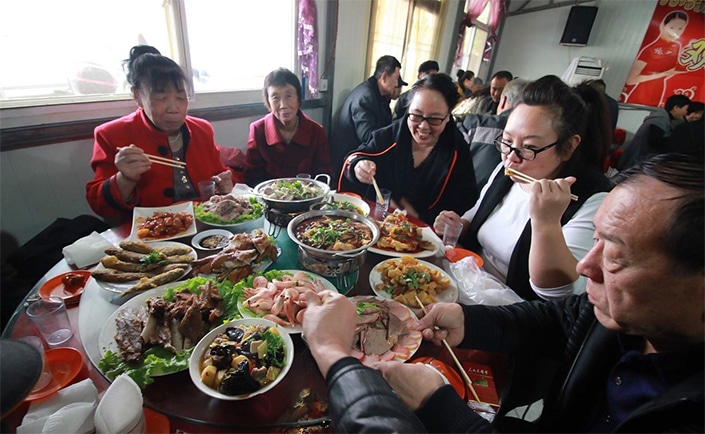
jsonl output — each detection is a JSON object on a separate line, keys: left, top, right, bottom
{"left": 287, "top": 210, "right": 379, "bottom": 260}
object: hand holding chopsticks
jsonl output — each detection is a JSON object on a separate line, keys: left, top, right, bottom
{"left": 504, "top": 167, "right": 578, "bottom": 201}
{"left": 414, "top": 296, "right": 488, "bottom": 406}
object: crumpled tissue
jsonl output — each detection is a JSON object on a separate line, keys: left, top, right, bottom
{"left": 62, "top": 231, "right": 113, "bottom": 268}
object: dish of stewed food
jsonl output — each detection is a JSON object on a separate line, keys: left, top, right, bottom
{"left": 293, "top": 215, "right": 374, "bottom": 251}
{"left": 199, "top": 323, "right": 287, "bottom": 396}
{"left": 260, "top": 179, "right": 323, "bottom": 201}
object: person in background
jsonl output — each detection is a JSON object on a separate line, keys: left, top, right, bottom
{"left": 244, "top": 68, "right": 332, "bottom": 187}
{"left": 685, "top": 100, "right": 704, "bottom": 122}
{"left": 457, "top": 78, "right": 530, "bottom": 189}
{"left": 303, "top": 153, "right": 704, "bottom": 433}
{"left": 329, "top": 55, "right": 406, "bottom": 176}
{"left": 435, "top": 75, "right": 612, "bottom": 301}
{"left": 617, "top": 93, "right": 691, "bottom": 170}
{"left": 340, "top": 73, "right": 478, "bottom": 225}
{"left": 486, "top": 70, "right": 513, "bottom": 114}
{"left": 394, "top": 60, "right": 440, "bottom": 120}
{"left": 458, "top": 70, "right": 476, "bottom": 98}
{"left": 587, "top": 79, "right": 619, "bottom": 133}
{"left": 86, "top": 45, "right": 233, "bottom": 221}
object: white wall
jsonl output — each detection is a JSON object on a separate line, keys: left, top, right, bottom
{"left": 492, "top": 0, "right": 657, "bottom": 134}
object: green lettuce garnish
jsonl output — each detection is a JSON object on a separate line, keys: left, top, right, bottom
{"left": 98, "top": 347, "right": 193, "bottom": 389}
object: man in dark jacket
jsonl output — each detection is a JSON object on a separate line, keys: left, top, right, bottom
{"left": 330, "top": 55, "right": 405, "bottom": 177}
{"left": 457, "top": 78, "right": 529, "bottom": 189}
{"left": 302, "top": 153, "right": 704, "bottom": 433}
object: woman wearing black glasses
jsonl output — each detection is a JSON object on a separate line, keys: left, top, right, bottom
{"left": 434, "top": 75, "right": 612, "bottom": 301}
{"left": 338, "top": 73, "right": 478, "bottom": 225}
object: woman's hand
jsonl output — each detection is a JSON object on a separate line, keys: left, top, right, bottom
{"left": 212, "top": 170, "right": 234, "bottom": 194}
{"left": 413, "top": 302, "right": 465, "bottom": 347}
{"left": 353, "top": 160, "right": 376, "bottom": 184}
{"left": 528, "top": 176, "right": 576, "bottom": 225}
{"left": 373, "top": 361, "right": 445, "bottom": 410}
{"left": 302, "top": 290, "right": 357, "bottom": 377}
{"left": 115, "top": 145, "right": 150, "bottom": 182}
{"left": 433, "top": 211, "right": 464, "bottom": 237}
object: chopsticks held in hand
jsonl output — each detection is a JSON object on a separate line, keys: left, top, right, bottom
{"left": 414, "top": 296, "right": 485, "bottom": 405}
{"left": 145, "top": 154, "right": 187, "bottom": 169}
{"left": 504, "top": 167, "right": 578, "bottom": 201}
{"left": 371, "top": 176, "right": 385, "bottom": 206}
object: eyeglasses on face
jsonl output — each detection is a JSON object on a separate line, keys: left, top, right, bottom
{"left": 494, "top": 137, "right": 560, "bottom": 161}
{"left": 408, "top": 113, "right": 448, "bottom": 126}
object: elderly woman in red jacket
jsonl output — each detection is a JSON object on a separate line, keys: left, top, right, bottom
{"left": 86, "top": 45, "right": 234, "bottom": 220}
{"left": 244, "top": 68, "right": 332, "bottom": 187}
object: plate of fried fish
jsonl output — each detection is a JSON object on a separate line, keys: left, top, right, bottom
{"left": 91, "top": 240, "right": 196, "bottom": 299}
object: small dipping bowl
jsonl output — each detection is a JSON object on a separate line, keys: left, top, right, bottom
{"left": 445, "top": 248, "right": 484, "bottom": 267}
{"left": 191, "top": 229, "right": 233, "bottom": 251}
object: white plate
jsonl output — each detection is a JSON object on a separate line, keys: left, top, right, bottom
{"left": 94, "top": 241, "right": 197, "bottom": 295}
{"left": 349, "top": 296, "right": 423, "bottom": 366}
{"left": 194, "top": 194, "right": 266, "bottom": 234}
{"left": 369, "top": 258, "right": 458, "bottom": 306}
{"left": 128, "top": 202, "right": 197, "bottom": 241}
{"left": 188, "top": 318, "right": 294, "bottom": 400}
{"left": 191, "top": 229, "right": 234, "bottom": 251}
{"left": 98, "top": 282, "right": 184, "bottom": 374}
{"left": 238, "top": 270, "right": 338, "bottom": 334}
{"left": 368, "top": 226, "right": 440, "bottom": 258}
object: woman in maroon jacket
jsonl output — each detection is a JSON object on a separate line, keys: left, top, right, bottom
{"left": 244, "top": 68, "right": 332, "bottom": 187}
{"left": 86, "top": 45, "right": 233, "bottom": 220}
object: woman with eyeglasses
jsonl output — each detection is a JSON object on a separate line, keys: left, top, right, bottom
{"left": 338, "top": 73, "right": 478, "bottom": 225}
{"left": 434, "top": 75, "right": 612, "bottom": 301}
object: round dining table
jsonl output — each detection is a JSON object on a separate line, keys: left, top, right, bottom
{"left": 2, "top": 208, "right": 506, "bottom": 433}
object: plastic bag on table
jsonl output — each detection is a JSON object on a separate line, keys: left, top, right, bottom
{"left": 449, "top": 257, "right": 523, "bottom": 306}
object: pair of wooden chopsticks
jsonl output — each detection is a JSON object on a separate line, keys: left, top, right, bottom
{"left": 371, "top": 176, "right": 385, "bottom": 206}
{"left": 146, "top": 154, "right": 186, "bottom": 169}
{"left": 504, "top": 168, "right": 578, "bottom": 201}
{"left": 415, "top": 296, "right": 492, "bottom": 406}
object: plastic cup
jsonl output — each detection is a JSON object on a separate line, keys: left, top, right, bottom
{"left": 296, "top": 173, "right": 311, "bottom": 179}
{"left": 198, "top": 180, "right": 216, "bottom": 201}
{"left": 26, "top": 296, "right": 73, "bottom": 346}
{"left": 17, "top": 336, "right": 52, "bottom": 391}
{"left": 375, "top": 188, "right": 392, "bottom": 219}
{"left": 443, "top": 220, "right": 463, "bottom": 248}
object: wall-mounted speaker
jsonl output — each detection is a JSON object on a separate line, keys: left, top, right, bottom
{"left": 560, "top": 6, "right": 598, "bottom": 47}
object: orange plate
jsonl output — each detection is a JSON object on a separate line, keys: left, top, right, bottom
{"left": 25, "top": 347, "right": 83, "bottom": 401}
{"left": 412, "top": 356, "right": 466, "bottom": 400}
{"left": 38, "top": 271, "right": 91, "bottom": 305}
{"left": 143, "top": 408, "right": 170, "bottom": 433}
{"left": 445, "top": 248, "right": 484, "bottom": 267}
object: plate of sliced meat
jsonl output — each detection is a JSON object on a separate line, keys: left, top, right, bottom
{"left": 238, "top": 269, "right": 338, "bottom": 334}
{"left": 98, "top": 277, "right": 227, "bottom": 379}
{"left": 348, "top": 295, "right": 423, "bottom": 367}
{"left": 91, "top": 240, "right": 196, "bottom": 299}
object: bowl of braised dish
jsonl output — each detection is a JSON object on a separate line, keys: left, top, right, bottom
{"left": 287, "top": 209, "right": 379, "bottom": 260}
{"left": 189, "top": 318, "right": 294, "bottom": 400}
{"left": 254, "top": 176, "right": 330, "bottom": 213}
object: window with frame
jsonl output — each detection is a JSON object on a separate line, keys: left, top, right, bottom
{"left": 452, "top": 0, "right": 491, "bottom": 79}
{"left": 366, "top": 0, "right": 445, "bottom": 83}
{"left": 0, "top": 0, "right": 296, "bottom": 109}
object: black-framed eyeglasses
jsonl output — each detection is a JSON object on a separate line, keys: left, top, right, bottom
{"left": 494, "top": 137, "right": 559, "bottom": 161}
{"left": 408, "top": 113, "right": 448, "bottom": 126}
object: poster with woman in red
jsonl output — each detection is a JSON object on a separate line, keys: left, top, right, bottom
{"left": 621, "top": 1, "right": 704, "bottom": 107}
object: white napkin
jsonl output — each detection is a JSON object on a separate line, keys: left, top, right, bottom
{"left": 17, "top": 378, "right": 98, "bottom": 434}
{"left": 62, "top": 231, "right": 113, "bottom": 268}
{"left": 94, "top": 374, "right": 144, "bottom": 434}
